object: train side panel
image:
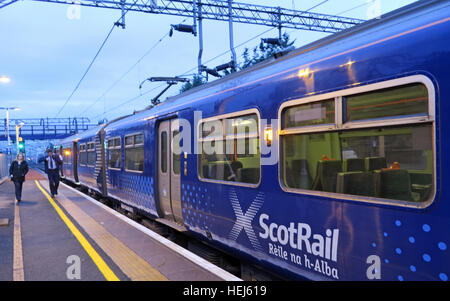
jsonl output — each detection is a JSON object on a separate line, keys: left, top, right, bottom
{"left": 104, "top": 120, "right": 159, "bottom": 217}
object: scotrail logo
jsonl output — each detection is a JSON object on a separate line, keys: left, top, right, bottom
{"left": 228, "top": 188, "right": 264, "bottom": 252}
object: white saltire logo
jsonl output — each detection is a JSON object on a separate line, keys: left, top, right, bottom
{"left": 228, "top": 188, "right": 264, "bottom": 252}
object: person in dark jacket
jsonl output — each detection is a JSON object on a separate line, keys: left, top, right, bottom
{"left": 9, "top": 153, "right": 29, "bottom": 202}
{"left": 44, "top": 149, "right": 62, "bottom": 197}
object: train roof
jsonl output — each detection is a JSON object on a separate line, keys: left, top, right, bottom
{"left": 70, "top": 0, "right": 448, "bottom": 136}
{"left": 59, "top": 123, "right": 106, "bottom": 144}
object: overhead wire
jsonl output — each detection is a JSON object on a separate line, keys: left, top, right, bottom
{"left": 85, "top": 17, "right": 190, "bottom": 119}
{"left": 81, "top": 30, "right": 171, "bottom": 115}
{"left": 91, "top": 0, "right": 334, "bottom": 120}
{"left": 55, "top": 0, "right": 140, "bottom": 118}
{"left": 91, "top": 83, "right": 165, "bottom": 120}
{"left": 336, "top": 1, "right": 371, "bottom": 16}
{"left": 92, "top": 25, "right": 277, "bottom": 120}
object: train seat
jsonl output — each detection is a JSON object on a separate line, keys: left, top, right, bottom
{"left": 365, "top": 157, "right": 387, "bottom": 171}
{"left": 375, "top": 169, "right": 415, "bottom": 202}
{"left": 409, "top": 172, "right": 433, "bottom": 201}
{"left": 202, "top": 165, "right": 210, "bottom": 178}
{"left": 210, "top": 163, "right": 234, "bottom": 181}
{"left": 336, "top": 171, "right": 376, "bottom": 197}
{"left": 230, "top": 161, "right": 243, "bottom": 173}
{"left": 292, "top": 159, "right": 312, "bottom": 189}
{"left": 343, "top": 158, "right": 365, "bottom": 172}
{"left": 312, "top": 159, "right": 342, "bottom": 192}
{"left": 236, "top": 168, "right": 260, "bottom": 184}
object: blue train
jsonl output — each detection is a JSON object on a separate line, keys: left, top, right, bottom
{"left": 57, "top": 1, "right": 450, "bottom": 281}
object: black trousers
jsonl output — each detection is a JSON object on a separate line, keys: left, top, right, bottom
{"left": 13, "top": 181, "right": 23, "bottom": 201}
{"left": 47, "top": 170, "right": 60, "bottom": 196}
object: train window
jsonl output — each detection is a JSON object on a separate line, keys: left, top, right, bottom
{"left": 161, "top": 131, "right": 167, "bottom": 173}
{"left": 281, "top": 124, "right": 433, "bottom": 202}
{"left": 225, "top": 114, "right": 258, "bottom": 136}
{"left": 125, "top": 133, "right": 144, "bottom": 172}
{"left": 280, "top": 78, "right": 435, "bottom": 207}
{"left": 135, "top": 133, "right": 144, "bottom": 145}
{"left": 202, "top": 120, "right": 223, "bottom": 139}
{"left": 125, "top": 136, "right": 134, "bottom": 146}
{"left": 107, "top": 137, "right": 121, "bottom": 170}
{"left": 87, "top": 142, "right": 95, "bottom": 166}
{"left": 172, "top": 130, "right": 180, "bottom": 175}
{"left": 79, "top": 143, "right": 87, "bottom": 166}
{"left": 282, "top": 99, "right": 335, "bottom": 129}
{"left": 345, "top": 83, "right": 428, "bottom": 122}
{"left": 198, "top": 111, "right": 260, "bottom": 185}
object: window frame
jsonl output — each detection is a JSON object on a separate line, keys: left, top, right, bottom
{"left": 277, "top": 75, "right": 436, "bottom": 209}
{"left": 86, "top": 142, "right": 96, "bottom": 167}
{"left": 160, "top": 130, "right": 168, "bottom": 174}
{"left": 79, "top": 143, "right": 87, "bottom": 166}
{"left": 197, "top": 108, "right": 262, "bottom": 188}
{"left": 107, "top": 136, "right": 122, "bottom": 171}
{"left": 124, "top": 132, "right": 145, "bottom": 173}
{"left": 171, "top": 125, "right": 181, "bottom": 176}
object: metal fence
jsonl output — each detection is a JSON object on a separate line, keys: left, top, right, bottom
{"left": 0, "top": 117, "right": 97, "bottom": 141}
{"left": 0, "top": 153, "right": 8, "bottom": 181}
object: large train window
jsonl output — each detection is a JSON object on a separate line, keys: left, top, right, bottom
{"left": 279, "top": 76, "right": 435, "bottom": 207}
{"left": 79, "top": 143, "right": 87, "bottom": 166}
{"left": 198, "top": 110, "right": 260, "bottom": 186}
{"left": 125, "top": 133, "right": 144, "bottom": 172}
{"left": 107, "top": 137, "right": 121, "bottom": 170}
{"left": 87, "top": 142, "right": 96, "bottom": 166}
{"left": 345, "top": 83, "right": 428, "bottom": 122}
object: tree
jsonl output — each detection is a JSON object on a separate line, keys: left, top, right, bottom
{"left": 177, "top": 33, "right": 295, "bottom": 93}
{"left": 239, "top": 32, "right": 295, "bottom": 71}
{"left": 179, "top": 74, "right": 207, "bottom": 93}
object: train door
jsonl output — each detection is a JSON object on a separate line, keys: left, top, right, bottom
{"left": 73, "top": 141, "right": 79, "bottom": 183}
{"left": 158, "top": 119, "right": 182, "bottom": 223}
{"left": 59, "top": 145, "right": 64, "bottom": 177}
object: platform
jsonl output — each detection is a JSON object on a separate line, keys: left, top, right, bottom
{"left": 0, "top": 169, "right": 241, "bottom": 281}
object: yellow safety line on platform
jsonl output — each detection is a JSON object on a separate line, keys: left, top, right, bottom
{"left": 53, "top": 188, "right": 168, "bottom": 281}
{"left": 34, "top": 180, "right": 119, "bottom": 281}
{"left": 13, "top": 202, "right": 24, "bottom": 281}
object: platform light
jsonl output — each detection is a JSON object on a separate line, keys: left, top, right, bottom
{"left": 264, "top": 126, "right": 273, "bottom": 146}
{"left": 0, "top": 76, "right": 11, "bottom": 84}
{"left": 64, "top": 150, "right": 71, "bottom": 156}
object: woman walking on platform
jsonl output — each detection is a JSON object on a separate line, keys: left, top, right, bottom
{"left": 9, "top": 153, "right": 29, "bottom": 202}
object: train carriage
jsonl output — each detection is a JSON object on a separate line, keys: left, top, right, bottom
{"left": 74, "top": 124, "right": 108, "bottom": 196}
{"left": 59, "top": 135, "right": 78, "bottom": 183}
{"left": 103, "top": 115, "right": 161, "bottom": 217}
{"left": 60, "top": 0, "right": 450, "bottom": 281}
